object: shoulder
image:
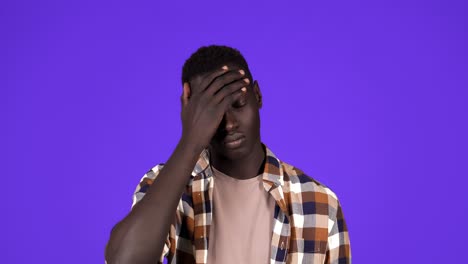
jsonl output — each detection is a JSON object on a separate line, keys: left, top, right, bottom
{"left": 131, "top": 163, "right": 165, "bottom": 207}
{"left": 279, "top": 160, "right": 340, "bottom": 212}
{"left": 136, "top": 163, "right": 165, "bottom": 190}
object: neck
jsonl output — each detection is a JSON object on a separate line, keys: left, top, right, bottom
{"left": 210, "top": 141, "right": 265, "bottom": 180}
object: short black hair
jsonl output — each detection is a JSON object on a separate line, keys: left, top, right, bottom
{"left": 181, "top": 45, "right": 252, "bottom": 85}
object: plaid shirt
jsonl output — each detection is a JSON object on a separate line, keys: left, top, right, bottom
{"left": 132, "top": 144, "right": 351, "bottom": 264}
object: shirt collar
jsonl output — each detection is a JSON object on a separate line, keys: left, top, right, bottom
{"left": 191, "top": 142, "right": 284, "bottom": 188}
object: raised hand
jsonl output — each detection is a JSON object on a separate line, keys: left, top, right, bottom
{"left": 180, "top": 65, "right": 250, "bottom": 152}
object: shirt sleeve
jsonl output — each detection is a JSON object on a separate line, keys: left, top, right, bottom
{"left": 326, "top": 198, "right": 351, "bottom": 263}
{"left": 131, "top": 164, "right": 172, "bottom": 264}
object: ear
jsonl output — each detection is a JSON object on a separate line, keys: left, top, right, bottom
{"left": 180, "top": 82, "right": 191, "bottom": 107}
{"left": 253, "top": 80, "right": 262, "bottom": 108}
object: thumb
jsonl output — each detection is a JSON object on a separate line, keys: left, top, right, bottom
{"left": 181, "top": 82, "right": 191, "bottom": 106}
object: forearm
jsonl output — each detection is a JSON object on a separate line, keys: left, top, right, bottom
{"left": 106, "top": 138, "right": 203, "bottom": 264}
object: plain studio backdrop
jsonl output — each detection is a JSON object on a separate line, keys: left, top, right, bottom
{"left": 2, "top": 0, "right": 467, "bottom": 263}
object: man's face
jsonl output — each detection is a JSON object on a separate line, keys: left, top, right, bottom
{"left": 189, "top": 64, "right": 263, "bottom": 160}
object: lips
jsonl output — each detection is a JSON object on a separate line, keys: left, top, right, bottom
{"left": 223, "top": 133, "right": 244, "bottom": 144}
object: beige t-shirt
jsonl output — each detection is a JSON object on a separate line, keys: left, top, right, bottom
{"left": 207, "top": 166, "right": 276, "bottom": 264}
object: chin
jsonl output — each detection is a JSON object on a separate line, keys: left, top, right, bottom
{"left": 210, "top": 142, "right": 251, "bottom": 160}
{"left": 220, "top": 148, "right": 249, "bottom": 160}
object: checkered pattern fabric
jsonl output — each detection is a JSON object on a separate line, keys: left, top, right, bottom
{"left": 132, "top": 144, "right": 351, "bottom": 264}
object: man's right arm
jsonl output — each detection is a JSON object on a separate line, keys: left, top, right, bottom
{"left": 105, "top": 66, "right": 249, "bottom": 264}
{"left": 105, "top": 139, "right": 204, "bottom": 264}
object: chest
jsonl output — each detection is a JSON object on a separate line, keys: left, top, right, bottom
{"left": 178, "top": 178, "right": 329, "bottom": 264}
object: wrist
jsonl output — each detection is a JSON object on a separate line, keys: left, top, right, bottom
{"left": 178, "top": 136, "right": 206, "bottom": 156}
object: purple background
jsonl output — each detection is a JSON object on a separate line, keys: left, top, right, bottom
{"left": 3, "top": 0, "right": 467, "bottom": 263}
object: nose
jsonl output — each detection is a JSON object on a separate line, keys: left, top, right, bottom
{"left": 221, "top": 110, "right": 238, "bottom": 133}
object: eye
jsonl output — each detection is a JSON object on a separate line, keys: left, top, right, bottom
{"left": 233, "top": 99, "right": 247, "bottom": 108}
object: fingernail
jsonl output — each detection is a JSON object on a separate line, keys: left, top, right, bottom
{"left": 239, "top": 69, "right": 245, "bottom": 75}
{"left": 222, "top": 65, "right": 228, "bottom": 70}
{"left": 243, "top": 78, "right": 250, "bottom": 84}
{"left": 241, "top": 87, "right": 247, "bottom": 92}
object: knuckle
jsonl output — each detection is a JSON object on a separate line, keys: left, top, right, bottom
{"left": 211, "top": 75, "right": 227, "bottom": 87}
{"left": 207, "top": 71, "right": 225, "bottom": 84}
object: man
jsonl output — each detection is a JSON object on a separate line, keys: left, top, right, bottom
{"left": 105, "top": 45, "right": 351, "bottom": 264}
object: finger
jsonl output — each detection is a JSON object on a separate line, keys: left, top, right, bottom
{"left": 206, "top": 69, "right": 246, "bottom": 96}
{"left": 198, "top": 65, "right": 230, "bottom": 92}
{"left": 213, "top": 77, "right": 250, "bottom": 104}
{"left": 219, "top": 86, "right": 247, "bottom": 111}
{"left": 181, "top": 82, "right": 191, "bottom": 106}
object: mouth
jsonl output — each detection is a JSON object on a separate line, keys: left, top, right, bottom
{"left": 223, "top": 134, "right": 245, "bottom": 149}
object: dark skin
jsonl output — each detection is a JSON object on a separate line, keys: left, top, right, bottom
{"left": 105, "top": 64, "right": 264, "bottom": 264}
{"left": 189, "top": 63, "right": 265, "bottom": 179}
